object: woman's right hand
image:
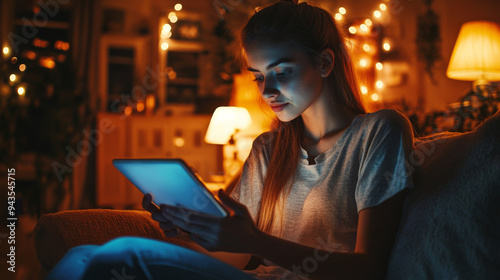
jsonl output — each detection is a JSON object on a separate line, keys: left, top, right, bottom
{"left": 142, "top": 193, "right": 180, "bottom": 237}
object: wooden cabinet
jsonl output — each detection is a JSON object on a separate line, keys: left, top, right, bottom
{"left": 96, "top": 112, "right": 220, "bottom": 209}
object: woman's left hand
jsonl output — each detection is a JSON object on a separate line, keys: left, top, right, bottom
{"left": 160, "top": 189, "right": 261, "bottom": 253}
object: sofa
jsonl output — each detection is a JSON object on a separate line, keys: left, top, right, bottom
{"left": 33, "top": 111, "right": 500, "bottom": 279}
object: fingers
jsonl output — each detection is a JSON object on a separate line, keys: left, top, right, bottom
{"left": 217, "top": 189, "right": 247, "bottom": 216}
{"left": 142, "top": 193, "right": 160, "bottom": 213}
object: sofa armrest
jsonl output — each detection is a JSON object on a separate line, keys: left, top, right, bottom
{"left": 33, "top": 209, "right": 189, "bottom": 272}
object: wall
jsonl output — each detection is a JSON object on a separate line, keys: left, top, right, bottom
{"left": 323, "top": 0, "right": 500, "bottom": 112}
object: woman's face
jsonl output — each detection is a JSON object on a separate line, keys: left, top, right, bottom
{"left": 245, "top": 38, "right": 326, "bottom": 122}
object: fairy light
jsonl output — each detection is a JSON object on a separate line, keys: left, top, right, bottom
{"left": 376, "top": 80, "right": 384, "bottom": 88}
{"left": 371, "top": 93, "right": 379, "bottom": 101}
{"left": 174, "top": 137, "right": 185, "bottom": 147}
{"left": 17, "top": 86, "right": 25, "bottom": 95}
{"left": 379, "top": 3, "right": 387, "bottom": 11}
{"left": 9, "top": 74, "right": 16, "bottom": 82}
{"left": 361, "top": 86, "right": 368, "bottom": 94}
{"left": 376, "top": 62, "right": 383, "bottom": 70}
{"left": 374, "top": 10, "right": 381, "bottom": 18}
{"left": 19, "top": 64, "right": 26, "bottom": 71}
{"left": 360, "top": 59, "right": 368, "bottom": 67}
{"left": 348, "top": 26, "right": 357, "bottom": 34}
{"left": 163, "top": 24, "right": 172, "bottom": 32}
{"left": 168, "top": 12, "right": 178, "bottom": 23}
{"left": 335, "top": 13, "right": 343, "bottom": 21}
{"left": 174, "top": 3, "right": 182, "bottom": 11}
{"left": 124, "top": 106, "right": 132, "bottom": 116}
{"left": 360, "top": 24, "right": 368, "bottom": 32}
{"left": 365, "top": 19, "right": 372, "bottom": 26}
{"left": 383, "top": 42, "right": 391, "bottom": 51}
{"left": 363, "top": 44, "right": 371, "bottom": 52}
{"left": 339, "top": 7, "right": 346, "bottom": 15}
{"left": 161, "top": 42, "right": 169, "bottom": 50}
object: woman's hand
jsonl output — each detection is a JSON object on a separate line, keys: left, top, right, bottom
{"left": 142, "top": 193, "right": 181, "bottom": 238}
{"left": 161, "top": 189, "right": 262, "bottom": 254}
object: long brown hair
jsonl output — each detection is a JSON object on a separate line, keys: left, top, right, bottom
{"left": 241, "top": 0, "right": 366, "bottom": 234}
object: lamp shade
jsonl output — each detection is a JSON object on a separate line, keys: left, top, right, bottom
{"left": 205, "top": 106, "right": 252, "bottom": 145}
{"left": 446, "top": 21, "right": 500, "bottom": 81}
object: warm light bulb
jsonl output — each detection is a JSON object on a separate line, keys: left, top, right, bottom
{"left": 18, "top": 86, "right": 25, "bottom": 95}
{"left": 174, "top": 137, "right": 185, "bottom": 147}
{"left": 383, "top": 42, "right": 391, "bottom": 51}
{"left": 349, "top": 26, "right": 357, "bottom": 34}
{"left": 339, "top": 7, "right": 346, "bottom": 15}
{"left": 168, "top": 12, "right": 178, "bottom": 23}
{"left": 376, "top": 62, "right": 383, "bottom": 70}
{"left": 360, "top": 24, "right": 368, "bottom": 32}
{"left": 161, "top": 29, "right": 172, "bottom": 38}
{"left": 136, "top": 102, "right": 145, "bottom": 112}
{"left": 363, "top": 44, "right": 371, "bottom": 52}
{"left": 124, "top": 106, "right": 132, "bottom": 116}
{"left": 360, "top": 59, "right": 367, "bottom": 67}
{"left": 161, "top": 42, "right": 169, "bottom": 50}
{"left": 361, "top": 86, "right": 368, "bottom": 94}
{"left": 335, "top": 13, "right": 342, "bottom": 21}
{"left": 374, "top": 10, "right": 381, "bottom": 18}
{"left": 19, "top": 64, "right": 26, "bottom": 71}
{"left": 174, "top": 3, "right": 182, "bottom": 11}
{"left": 3, "top": 46, "right": 10, "bottom": 55}
{"left": 9, "top": 74, "right": 16, "bottom": 82}
{"left": 163, "top": 24, "right": 172, "bottom": 32}
{"left": 371, "top": 93, "right": 379, "bottom": 101}
{"left": 376, "top": 80, "right": 384, "bottom": 88}
{"left": 379, "top": 3, "right": 387, "bottom": 11}
{"left": 365, "top": 19, "right": 372, "bottom": 26}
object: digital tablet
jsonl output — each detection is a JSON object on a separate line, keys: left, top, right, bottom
{"left": 112, "top": 158, "right": 227, "bottom": 217}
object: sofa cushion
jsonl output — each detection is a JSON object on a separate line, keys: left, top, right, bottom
{"left": 33, "top": 209, "right": 189, "bottom": 272}
{"left": 386, "top": 111, "right": 500, "bottom": 279}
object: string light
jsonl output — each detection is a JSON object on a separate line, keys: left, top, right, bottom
{"left": 163, "top": 24, "right": 172, "bottom": 32}
{"left": 363, "top": 44, "right": 371, "bottom": 52}
{"left": 360, "top": 59, "right": 368, "bottom": 67}
{"left": 161, "top": 42, "right": 169, "bottom": 50}
{"left": 371, "top": 93, "right": 379, "bottom": 101}
{"left": 9, "top": 74, "right": 16, "bottom": 82}
{"left": 379, "top": 3, "right": 387, "bottom": 11}
{"left": 374, "top": 10, "right": 381, "bottom": 18}
{"left": 19, "top": 64, "right": 26, "bottom": 71}
{"left": 365, "top": 19, "right": 372, "bottom": 26}
{"left": 3, "top": 46, "right": 10, "bottom": 55}
{"left": 376, "top": 62, "right": 383, "bottom": 70}
{"left": 335, "top": 13, "right": 343, "bottom": 21}
{"left": 376, "top": 80, "right": 384, "bottom": 88}
{"left": 348, "top": 26, "right": 357, "bottom": 34}
{"left": 174, "top": 3, "right": 182, "bottom": 11}
{"left": 18, "top": 86, "right": 25, "bottom": 95}
{"left": 339, "top": 7, "right": 346, "bottom": 15}
{"left": 383, "top": 42, "right": 391, "bottom": 51}
{"left": 168, "top": 12, "right": 178, "bottom": 23}
{"left": 361, "top": 86, "right": 368, "bottom": 94}
{"left": 360, "top": 24, "right": 368, "bottom": 32}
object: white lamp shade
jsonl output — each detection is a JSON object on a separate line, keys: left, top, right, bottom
{"left": 205, "top": 106, "right": 252, "bottom": 145}
{"left": 446, "top": 21, "right": 500, "bottom": 81}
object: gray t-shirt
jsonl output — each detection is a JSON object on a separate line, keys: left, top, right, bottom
{"left": 231, "top": 109, "right": 414, "bottom": 279}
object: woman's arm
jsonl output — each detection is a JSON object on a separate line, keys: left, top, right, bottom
{"left": 250, "top": 190, "right": 407, "bottom": 280}
{"left": 163, "top": 189, "right": 407, "bottom": 280}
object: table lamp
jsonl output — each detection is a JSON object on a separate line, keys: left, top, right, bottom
{"left": 205, "top": 106, "right": 252, "bottom": 182}
{"left": 447, "top": 21, "right": 500, "bottom": 87}
{"left": 446, "top": 21, "right": 500, "bottom": 131}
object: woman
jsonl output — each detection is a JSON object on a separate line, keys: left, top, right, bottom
{"left": 48, "top": 1, "right": 413, "bottom": 279}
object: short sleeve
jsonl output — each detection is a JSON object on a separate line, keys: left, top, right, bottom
{"left": 355, "top": 109, "right": 414, "bottom": 212}
{"left": 230, "top": 132, "right": 273, "bottom": 221}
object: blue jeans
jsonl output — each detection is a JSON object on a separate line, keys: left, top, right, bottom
{"left": 47, "top": 237, "right": 257, "bottom": 280}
